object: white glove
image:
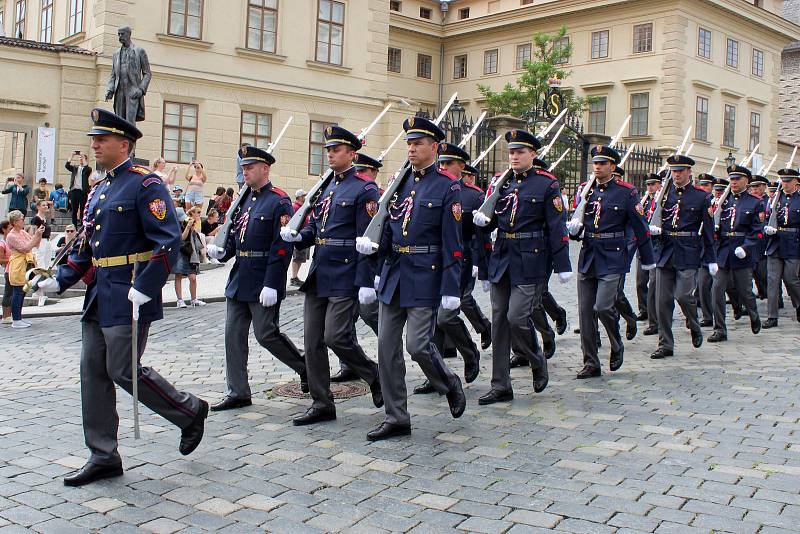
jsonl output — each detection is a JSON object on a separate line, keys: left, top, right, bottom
{"left": 373, "top": 275, "right": 380, "bottom": 290}
{"left": 708, "top": 263, "right": 719, "bottom": 276}
{"left": 649, "top": 225, "right": 662, "bottom": 236}
{"left": 206, "top": 244, "right": 225, "bottom": 260}
{"left": 441, "top": 296, "right": 461, "bottom": 310}
{"left": 642, "top": 263, "right": 656, "bottom": 271}
{"left": 481, "top": 280, "right": 490, "bottom": 293}
{"left": 356, "top": 236, "right": 376, "bottom": 255}
{"left": 764, "top": 225, "right": 777, "bottom": 235}
{"left": 358, "top": 287, "right": 377, "bottom": 305}
{"left": 38, "top": 277, "right": 60, "bottom": 293}
{"left": 280, "top": 226, "right": 302, "bottom": 242}
{"left": 128, "top": 287, "right": 151, "bottom": 321}
{"left": 566, "top": 219, "right": 582, "bottom": 236}
{"left": 473, "top": 211, "right": 490, "bottom": 227}
{"left": 259, "top": 286, "right": 278, "bottom": 307}
{"left": 472, "top": 265, "right": 479, "bottom": 278}
{"left": 557, "top": 271, "right": 572, "bottom": 284}
{"left": 734, "top": 247, "right": 746, "bottom": 259}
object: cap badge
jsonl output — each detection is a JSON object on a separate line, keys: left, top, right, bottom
{"left": 91, "top": 109, "right": 99, "bottom": 122}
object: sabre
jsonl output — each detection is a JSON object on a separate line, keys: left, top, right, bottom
{"left": 131, "top": 262, "right": 140, "bottom": 440}
{"left": 23, "top": 233, "right": 80, "bottom": 293}
{"left": 548, "top": 147, "right": 571, "bottom": 172}
{"left": 214, "top": 116, "right": 293, "bottom": 247}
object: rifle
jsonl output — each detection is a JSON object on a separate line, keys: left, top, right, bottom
{"left": 476, "top": 107, "right": 569, "bottom": 219}
{"left": 377, "top": 129, "right": 405, "bottom": 162}
{"left": 568, "top": 114, "right": 631, "bottom": 227}
{"left": 708, "top": 157, "right": 719, "bottom": 176}
{"left": 713, "top": 143, "right": 760, "bottom": 230}
{"left": 285, "top": 103, "right": 394, "bottom": 236}
{"left": 472, "top": 135, "right": 502, "bottom": 166}
{"left": 360, "top": 93, "right": 459, "bottom": 250}
{"left": 649, "top": 126, "right": 693, "bottom": 228}
{"left": 214, "top": 116, "right": 294, "bottom": 247}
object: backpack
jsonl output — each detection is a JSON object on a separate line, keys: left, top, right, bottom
{"left": 51, "top": 189, "right": 68, "bottom": 210}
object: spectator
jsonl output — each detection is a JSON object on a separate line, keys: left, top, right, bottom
{"left": 2, "top": 174, "right": 31, "bottom": 217}
{"left": 6, "top": 210, "right": 44, "bottom": 328}
{"left": 49, "top": 183, "right": 69, "bottom": 213}
{"left": 32, "top": 178, "right": 52, "bottom": 219}
{"left": 174, "top": 207, "right": 206, "bottom": 308}
{"left": 207, "top": 186, "right": 225, "bottom": 215}
{"left": 201, "top": 208, "right": 221, "bottom": 237}
{"left": 289, "top": 188, "right": 309, "bottom": 286}
{"left": 216, "top": 187, "right": 233, "bottom": 222}
{"left": 30, "top": 200, "right": 54, "bottom": 306}
{"left": 54, "top": 224, "right": 76, "bottom": 266}
{"left": 153, "top": 156, "right": 177, "bottom": 187}
{"left": 88, "top": 170, "right": 104, "bottom": 188}
{"left": 0, "top": 177, "right": 13, "bottom": 220}
{"left": 184, "top": 161, "right": 207, "bottom": 209}
{"left": 173, "top": 184, "right": 185, "bottom": 205}
{"left": 0, "top": 221, "right": 12, "bottom": 324}
{"left": 235, "top": 143, "right": 248, "bottom": 190}
{"left": 65, "top": 152, "right": 91, "bottom": 227}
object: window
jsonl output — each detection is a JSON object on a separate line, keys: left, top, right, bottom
{"left": 591, "top": 30, "right": 609, "bottom": 59}
{"left": 417, "top": 53, "right": 432, "bottom": 78}
{"left": 168, "top": 0, "right": 202, "bottom": 39}
{"left": 39, "top": 0, "right": 52, "bottom": 42}
{"left": 633, "top": 23, "right": 652, "bottom": 53}
{"left": 516, "top": 43, "right": 531, "bottom": 69}
{"left": 388, "top": 47, "right": 401, "bottom": 73}
{"left": 726, "top": 38, "right": 739, "bottom": 68}
{"left": 553, "top": 36, "right": 569, "bottom": 64}
{"left": 458, "top": 7, "right": 469, "bottom": 19}
{"left": 588, "top": 97, "right": 607, "bottom": 134}
{"left": 749, "top": 112, "right": 760, "bottom": 151}
{"left": 14, "top": 0, "right": 25, "bottom": 39}
{"left": 723, "top": 104, "right": 736, "bottom": 147}
{"left": 752, "top": 48, "right": 764, "bottom": 77}
{"left": 696, "top": 96, "right": 709, "bottom": 142}
{"left": 698, "top": 27, "right": 712, "bottom": 59}
{"left": 483, "top": 49, "right": 498, "bottom": 75}
{"left": 521, "top": 0, "right": 534, "bottom": 4}
{"left": 0, "top": 10, "right": 4, "bottom": 36}
{"left": 389, "top": 0, "right": 401, "bottom": 12}
{"left": 316, "top": 0, "right": 344, "bottom": 65}
{"left": 241, "top": 111, "right": 272, "bottom": 150}
{"left": 453, "top": 54, "right": 467, "bottom": 79}
{"left": 419, "top": 6, "right": 432, "bottom": 19}
{"left": 309, "top": 121, "right": 335, "bottom": 175}
{"left": 629, "top": 93, "right": 649, "bottom": 136}
{"left": 247, "top": 0, "right": 278, "bottom": 53}
{"left": 162, "top": 102, "right": 198, "bottom": 163}
{"left": 68, "top": 0, "right": 84, "bottom": 35}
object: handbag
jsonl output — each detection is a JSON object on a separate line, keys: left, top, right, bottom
{"left": 9, "top": 251, "right": 34, "bottom": 286}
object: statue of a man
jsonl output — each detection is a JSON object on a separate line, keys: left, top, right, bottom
{"left": 105, "top": 27, "right": 152, "bottom": 123}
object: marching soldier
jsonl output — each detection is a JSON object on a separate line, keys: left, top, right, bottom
{"left": 763, "top": 168, "right": 800, "bottom": 327}
{"left": 356, "top": 116, "right": 466, "bottom": 441}
{"left": 206, "top": 145, "right": 307, "bottom": 411}
{"left": 636, "top": 174, "right": 661, "bottom": 323}
{"left": 648, "top": 155, "right": 716, "bottom": 359}
{"left": 280, "top": 127, "right": 383, "bottom": 425}
{"left": 695, "top": 173, "right": 716, "bottom": 327}
{"left": 415, "top": 142, "right": 482, "bottom": 395}
{"left": 708, "top": 165, "right": 764, "bottom": 342}
{"left": 749, "top": 174, "right": 770, "bottom": 300}
{"left": 472, "top": 129, "right": 571, "bottom": 405}
{"left": 39, "top": 109, "right": 208, "bottom": 486}
{"left": 610, "top": 166, "right": 640, "bottom": 343}
{"left": 567, "top": 145, "right": 655, "bottom": 378}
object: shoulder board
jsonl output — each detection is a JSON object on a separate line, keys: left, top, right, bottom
{"left": 450, "top": 182, "right": 461, "bottom": 191}
{"left": 465, "top": 183, "right": 484, "bottom": 193}
{"left": 692, "top": 185, "right": 706, "bottom": 193}
{"left": 271, "top": 185, "right": 288, "bottom": 197}
{"left": 615, "top": 178, "right": 634, "bottom": 189}
{"left": 535, "top": 169, "right": 557, "bottom": 181}
{"left": 129, "top": 165, "right": 150, "bottom": 175}
{"left": 354, "top": 172, "right": 373, "bottom": 182}
{"left": 142, "top": 175, "right": 163, "bottom": 188}
{"left": 438, "top": 169, "right": 459, "bottom": 181}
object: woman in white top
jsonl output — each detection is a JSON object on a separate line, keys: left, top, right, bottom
{"left": 153, "top": 157, "right": 177, "bottom": 187}
{"left": 184, "top": 160, "right": 207, "bottom": 210}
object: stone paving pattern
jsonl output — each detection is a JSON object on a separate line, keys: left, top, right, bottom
{"left": 1, "top": 255, "right": 800, "bottom": 533}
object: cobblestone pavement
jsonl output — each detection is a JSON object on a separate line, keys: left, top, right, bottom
{"left": 1, "top": 265, "right": 800, "bottom": 533}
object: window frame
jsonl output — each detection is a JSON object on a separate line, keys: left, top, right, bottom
{"left": 389, "top": 0, "right": 401, "bottom": 12}
{"left": 553, "top": 36, "right": 570, "bottom": 65}
{"left": 695, "top": 95, "right": 709, "bottom": 142}
{"left": 162, "top": 101, "right": 199, "bottom": 164}
{"left": 698, "top": 27, "right": 712, "bottom": 59}
{"left": 246, "top": 0, "right": 279, "bottom": 54}
{"left": 723, "top": 104, "right": 736, "bottom": 148}
{"left": 39, "top": 0, "right": 53, "bottom": 43}
{"left": 388, "top": 46, "right": 402, "bottom": 73}
{"left": 632, "top": 22, "right": 653, "bottom": 54}
{"left": 14, "top": 0, "right": 26, "bottom": 39}
{"left": 315, "top": 0, "right": 345, "bottom": 65}
{"left": 588, "top": 96, "right": 607, "bottom": 134}
{"left": 167, "top": 0, "right": 204, "bottom": 40}
{"left": 453, "top": 53, "right": 468, "bottom": 79}
{"left": 240, "top": 111, "right": 273, "bottom": 151}
{"left": 629, "top": 92, "right": 650, "bottom": 136}
{"left": 417, "top": 53, "right": 432, "bottom": 79}
{"left": 752, "top": 48, "right": 764, "bottom": 77}
{"left": 591, "top": 29, "right": 610, "bottom": 60}
{"left": 749, "top": 111, "right": 761, "bottom": 152}
{"left": 67, "top": 0, "right": 84, "bottom": 36}
{"left": 419, "top": 6, "right": 432, "bottom": 19}
{"left": 308, "top": 120, "right": 336, "bottom": 176}
{"left": 458, "top": 7, "right": 469, "bottom": 19}
{"left": 726, "top": 37, "right": 739, "bottom": 69}
{"left": 515, "top": 43, "right": 531, "bottom": 70}
{"left": 483, "top": 49, "right": 498, "bottom": 75}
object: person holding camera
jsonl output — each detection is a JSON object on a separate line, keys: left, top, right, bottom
{"left": 174, "top": 207, "right": 206, "bottom": 308}
{"left": 2, "top": 174, "right": 31, "bottom": 218}
{"left": 65, "top": 151, "right": 92, "bottom": 226}
{"left": 184, "top": 161, "right": 207, "bottom": 210}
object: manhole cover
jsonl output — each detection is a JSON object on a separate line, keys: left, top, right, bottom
{"left": 273, "top": 381, "right": 369, "bottom": 399}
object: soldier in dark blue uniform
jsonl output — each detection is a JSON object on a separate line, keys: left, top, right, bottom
{"left": 206, "top": 146, "right": 306, "bottom": 411}
{"left": 356, "top": 116, "right": 467, "bottom": 441}
{"left": 708, "top": 165, "right": 764, "bottom": 342}
{"left": 640, "top": 173, "right": 663, "bottom": 334}
{"left": 695, "top": 173, "right": 716, "bottom": 327}
{"left": 567, "top": 145, "right": 655, "bottom": 378}
{"left": 648, "top": 155, "right": 716, "bottom": 359}
{"left": 280, "top": 126, "right": 383, "bottom": 425}
{"left": 749, "top": 174, "right": 770, "bottom": 300}
{"left": 763, "top": 168, "right": 800, "bottom": 327}
{"left": 610, "top": 166, "right": 640, "bottom": 342}
{"left": 472, "top": 129, "right": 571, "bottom": 404}
{"left": 39, "top": 109, "right": 208, "bottom": 486}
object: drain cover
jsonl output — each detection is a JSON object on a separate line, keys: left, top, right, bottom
{"left": 273, "top": 381, "right": 369, "bottom": 399}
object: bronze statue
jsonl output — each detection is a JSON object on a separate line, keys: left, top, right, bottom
{"left": 105, "top": 27, "right": 151, "bottom": 123}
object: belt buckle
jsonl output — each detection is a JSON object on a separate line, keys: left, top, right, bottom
{"left": 504, "top": 232, "right": 515, "bottom": 239}
{"left": 240, "top": 251, "right": 250, "bottom": 257}
{"left": 397, "top": 245, "right": 410, "bottom": 254}
{"left": 317, "top": 238, "right": 326, "bottom": 246}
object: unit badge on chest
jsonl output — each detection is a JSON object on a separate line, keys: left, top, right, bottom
{"left": 452, "top": 202, "right": 462, "bottom": 222}
{"left": 148, "top": 198, "right": 167, "bottom": 220}
{"left": 366, "top": 200, "right": 378, "bottom": 218}
{"left": 553, "top": 196, "right": 563, "bottom": 212}
{"left": 635, "top": 203, "right": 645, "bottom": 216}
{"left": 280, "top": 214, "right": 290, "bottom": 226}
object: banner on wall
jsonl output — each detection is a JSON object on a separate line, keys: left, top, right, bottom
{"left": 36, "top": 127, "right": 56, "bottom": 184}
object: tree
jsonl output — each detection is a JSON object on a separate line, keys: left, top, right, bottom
{"left": 478, "top": 26, "right": 591, "bottom": 117}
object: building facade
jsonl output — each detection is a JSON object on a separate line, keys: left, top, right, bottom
{"left": 0, "top": 0, "right": 798, "bottom": 198}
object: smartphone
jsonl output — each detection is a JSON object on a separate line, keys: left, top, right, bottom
{"left": 74, "top": 150, "right": 81, "bottom": 155}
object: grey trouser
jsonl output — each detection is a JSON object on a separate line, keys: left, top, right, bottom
{"left": 340, "top": 300, "right": 379, "bottom": 374}
{"left": 435, "top": 303, "right": 480, "bottom": 365}
{"left": 81, "top": 320, "right": 200, "bottom": 466}
{"left": 224, "top": 298, "right": 305, "bottom": 399}
{"left": 490, "top": 273, "right": 546, "bottom": 393}
{"left": 636, "top": 259, "right": 649, "bottom": 315}
{"left": 615, "top": 276, "right": 637, "bottom": 323}
{"left": 711, "top": 267, "right": 759, "bottom": 336}
{"left": 378, "top": 299, "right": 458, "bottom": 425}
{"left": 304, "top": 290, "right": 378, "bottom": 410}
{"left": 767, "top": 257, "right": 800, "bottom": 319}
{"left": 461, "top": 275, "right": 490, "bottom": 335}
{"left": 697, "top": 266, "right": 713, "bottom": 322}
{"left": 578, "top": 267, "right": 622, "bottom": 370}
{"left": 656, "top": 263, "right": 700, "bottom": 351}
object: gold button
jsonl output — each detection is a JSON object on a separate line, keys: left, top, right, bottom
{"left": 431, "top": 265, "right": 436, "bottom": 270}
{"left": 118, "top": 206, "right": 124, "bottom": 212}
{"left": 510, "top": 222, "right": 514, "bottom": 227}
{"left": 342, "top": 202, "right": 347, "bottom": 206}
{"left": 514, "top": 189, "right": 518, "bottom": 193}
{"left": 534, "top": 249, "right": 539, "bottom": 253}
{"left": 96, "top": 209, "right": 101, "bottom": 214}
{"left": 321, "top": 228, "right": 325, "bottom": 233}
{"left": 260, "top": 216, "right": 264, "bottom": 220}
{"left": 428, "top": 202, "right": 433, "bottom": 208}
{"left": 344, "top": 258, "right": 350, "bottom": 263}
{"left": 410, "top": 191, "right": 416, "bottom": 196}
{"left": 95, "top": 225, "right": 100, "bottom": 230}
{"left": 94, "top": 241, "right": 99, "bottom": 246}
{"left": 517, "top": 180, "right": 521, "bottom": 184}
{"left": 100, "top": 194, "right": 106, "bottom": 200}
{"left": 403, "top": 231, "right": 408, "bottom": 236}
{"left": 252, "top": 197, "right": 256, "bottom": 201}
{"left": 531, "top": 198, "right": 536, "bottom": 202}
{"left": 415, "top": 177, "right": 420, "bottom": 182}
